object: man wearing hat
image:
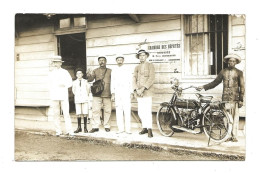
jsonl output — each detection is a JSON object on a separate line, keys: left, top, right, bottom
{"left": 133, "top": 49, "right": 155, "bottom": 138}
{"left": 86, "top": 56, "right": 112, "bottom": 133}
{"left": 48, "top": 55, "right": 74, "bottom": 136}
{"left": 197, "top": 53, "right": 245, "bottom": 142}
{"left": 111, "top": 54, "right": 133, "bottom": 134}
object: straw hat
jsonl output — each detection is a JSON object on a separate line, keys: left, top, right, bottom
{"left": 223, "top": 53, "right": 241, "bottom": 64}
{"left": 52, "top": 55, "right": 64, "bottom": 62}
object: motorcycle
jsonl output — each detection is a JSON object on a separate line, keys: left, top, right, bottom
{"left": 156, "top": 78, "right": 233, "bottom": 145}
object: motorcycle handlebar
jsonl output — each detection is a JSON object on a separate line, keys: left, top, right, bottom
{"left": 181, "top": 85, "right": 198, "bottom": 90}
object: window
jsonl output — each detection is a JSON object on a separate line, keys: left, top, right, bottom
{"left": 59, "top": 18, "right": 70, "bottom": 28}
{"left": 184, "top": 14, "right": 228, "bottom": 76}
{"left": 55, "top": 16, "right": 87, "bottom": 30}
{"left": 74, "top": 17, "right": 86, "bottom": 27}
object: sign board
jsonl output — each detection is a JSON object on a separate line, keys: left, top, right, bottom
{"left": 147, "top": 41, "right": 181, "bottom": 63}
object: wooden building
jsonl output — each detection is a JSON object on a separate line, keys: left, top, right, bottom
{"left": 15, "top": 14, "right": 246, "bottom": 128}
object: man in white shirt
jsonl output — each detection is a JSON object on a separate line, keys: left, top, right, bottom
{"left": 49, "top": 56, "right": 74, "bottom": 136}
{"left": 111, "top": 55, "right": 133, "bottom": 134}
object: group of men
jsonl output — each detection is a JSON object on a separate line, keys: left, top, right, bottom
{"left": 49, "top": 49, "right": 155, "bottom": 138}
{"left": 48, "top": 49, "right": 244, "bottom": 142}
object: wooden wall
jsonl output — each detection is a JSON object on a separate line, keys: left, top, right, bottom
{"left": 15, "top": 22, "right": 55, "bottom": 106}
{"left": 230, "top": 15, "right": 246, "bottom": 116}
{"left": 86, "top": 14, "right": 182, "bottom": 111}
{"left": 230, "top": 15, "right": 246, "bottom": 72}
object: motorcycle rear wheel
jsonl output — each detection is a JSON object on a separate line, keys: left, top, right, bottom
{"left": 156, "top": 105, "right": 175, "bottom": 137}
{"left": 202, "top": 109, "right": 231, "bottom": 143}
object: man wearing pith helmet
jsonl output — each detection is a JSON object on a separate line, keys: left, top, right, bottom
{"left": 48, "top": 55, "right": 74, "bottom": 136}
{"left": 133, "top": 49, "right": 155, "bottom": 138}
{"left": 197, "top": 53, "right": 245, "bottom": 142}
{"left": 111, "top": 54, "right": 133, "bottom": 134}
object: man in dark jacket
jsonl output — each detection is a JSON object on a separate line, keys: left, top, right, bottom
{"left": 197, "top": 54, "right": 245, "bottom": 142}
{"left": 86, "top": 56, "right": 112, "bottom": 133}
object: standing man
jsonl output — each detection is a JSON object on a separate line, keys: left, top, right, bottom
{"left": 87, "top": 56, "right": 112, "bottom": 133}
{"left": 197, "top": 53, "right": 245, "bottom": 142}
{"left": 48, "top": 55, "right": 74, "bottom": 136}
{"left": 133, "top": 49, "right": 155, "bottom": 138}
{"left": 111, "top": 54, "right": 133, "bottom": 134}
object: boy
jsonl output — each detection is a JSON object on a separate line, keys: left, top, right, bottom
{"left": 73, "top": 68, "right": 92, "bottom": 133}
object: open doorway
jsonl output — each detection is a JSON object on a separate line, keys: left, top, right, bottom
{"left": 57, "top": 32, "right": 86, "bottom": 113}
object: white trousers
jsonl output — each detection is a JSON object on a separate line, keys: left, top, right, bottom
{"left": 115, "top": 94, "right": 131, "bottom": 132}
{"left": 51, "top": 100, "right": 73, "bottom": 134}
{"left": 137, "top": 97, "right": 153, "bottom": 129}
{"left": 226, "top": 102, "right": 240, "bottom": 139}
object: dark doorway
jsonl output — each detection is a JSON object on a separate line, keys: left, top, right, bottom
{"left": 57, "top": 33, "right": 86, "bottom": 113}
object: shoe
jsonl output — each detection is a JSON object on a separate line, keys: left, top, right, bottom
{"left": 139, "top": 128, "right": 148, "bottom": 135}
{"left": 74, "top": 127, "right": 82, "bottom": 133}
{"left": 56, "top": 132, "right": 62, "bottom": 136}
{"left": 105, "top": 128, "right": 110, "bottom": 132}
{"left": 65, "top": 132, "right": 74, "bottom": 136}
{"left": 232, "top": 137, "right": 238, "bottom": 142}
{"left": 225, "top": 137, "right": 232, "bottom": 142}
{"left": 69, "top": 133, "right": 74, "bottom": 136}
{"left": 148, "top": 128, "right": 153, "bottom": 138}
{"left": 116, "top": 131, "right": 124, "bottom": 134}
{"left": 89, "top": 128, "right": 99, "bottom": 133}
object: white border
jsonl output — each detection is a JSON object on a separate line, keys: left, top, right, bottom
{"left": 1, "top": 0, "right": 260, "bottom": 172}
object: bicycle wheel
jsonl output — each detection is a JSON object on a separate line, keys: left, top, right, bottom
{"left": 202, "top": 109, "right": 232, "bottom": 143}
{"left": 156, "top": 105, "right": 175, "bottom": 137}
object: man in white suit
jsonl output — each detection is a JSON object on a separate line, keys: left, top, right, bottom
{"left": 111, "top": 55, "right": 133, "bottom": 134}
{"left": 49, "top": 55, "right": 74, "bottom": 136}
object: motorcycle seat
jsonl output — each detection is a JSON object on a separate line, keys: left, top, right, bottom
{"left": 195, "top": 93, "right": 213, "bottom": 103}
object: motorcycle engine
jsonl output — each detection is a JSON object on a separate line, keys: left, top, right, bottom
{"left": 190, "top": 110, "right": 198, "bottom": 119}
{"left": 179, "top": 109, "right": 199, "bottom": 129}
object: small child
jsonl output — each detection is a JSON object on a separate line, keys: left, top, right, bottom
{"left": 72, "top": 68, "right": 92, "bottom": 133}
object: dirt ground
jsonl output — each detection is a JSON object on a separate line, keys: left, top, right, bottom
{"left": 15, "top": 130, "right": 242, "bottom": 161}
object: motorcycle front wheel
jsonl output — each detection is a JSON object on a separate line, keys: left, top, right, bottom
{"left": 202, "top": 109, "right": 232, "bottom": 143}
{"left": 156, "top": 105, "right": 175, "bottom": 137}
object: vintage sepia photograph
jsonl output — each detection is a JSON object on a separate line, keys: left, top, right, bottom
{"left": 2, "top": 0, "right": 260, "bottom": 172}
{"left": 14, "top": 13, "right": 246, "bottom": 161}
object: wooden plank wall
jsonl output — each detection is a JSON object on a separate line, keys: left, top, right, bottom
{"left": 15, "top": 22, "right": 55, "bottom": 106}
{"left": 230, "top": 15, "right": 246, "bottom": 117}
{"left": 86, "top": 14, "right": 183, "bottom": 111}
{"left": 230, "top": 15, "right": 246, "bottom": 72}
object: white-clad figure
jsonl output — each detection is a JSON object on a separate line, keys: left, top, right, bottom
{"left": 72, "top": 68, "right": 92, "bottom": 133}
{"left": 48, "top": 55, "right": 74, "bottom": 136}
{"left": 111, "top": 54, "right": 133, "bottom": 134}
